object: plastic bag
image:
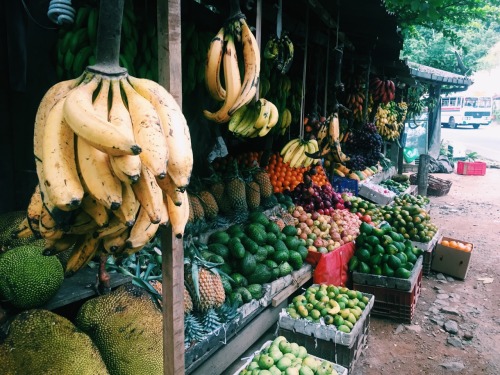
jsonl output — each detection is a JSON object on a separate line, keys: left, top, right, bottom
{"left": 403, "top": 147, "right": 420, "bottom": 163}
{"left": 305, "top": 242, "right": 355, "bottom": 286}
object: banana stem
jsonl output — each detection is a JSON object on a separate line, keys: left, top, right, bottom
{"left": 229, "top": 0, "right": 244, "bottom": 20}
{"left": 88, "top": 0, "right": 127, "bottom": 76}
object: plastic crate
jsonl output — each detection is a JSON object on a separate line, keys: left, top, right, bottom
{"left": 353, "top": 267, "right": 422, "bottom": 324}
{"left": 278, "top": 313, "right": 370, "bottom": 374}
{"left": 331, "top": 176, "right": 359, "bottom": 195}
{"left": 456, "top": 161, "right": 486, "bottom": 176}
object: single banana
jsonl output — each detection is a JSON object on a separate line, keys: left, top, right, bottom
{"left": 204, "top": 27, "right": 226, "bottom": 102}
{"left": 155, "top": 173, "right": 183, "bottom": 206}
{"left": 121, "top": 78, "right": 168, "bottom": 178}
{"left": 108, "top": 78, "right": 142, "bottom": 184}
{"left": 280, "top": 138, "right": 299, "bottom": 156}
{"left": 203, "top": 33, "right": 242, "bottom": 123}
{"left": 289, "top": 143, "right": 306, "bottom": 168}
{"left": 64, "top": 74, "right": 142, "bottom": 156}
{"left": 124, "top": 206, "right": 160, "bottom": 250}
{"left": 113, "top": 181, "right": 140, "bottom": 226}
{"left": 93, "top": 214, "right": 127, "bottom": 239}
{"left": 257, "top": 101, "right": 279, "bottom": 137}
{"left": 64, "top": 210, "right": 98, "bottom": 235}
{"left": 160, "top": 193, "right": 170, "bottom": 227}
{"left": 228, "top": 19, "right": 260, "bottom": 116}
{"left": 128, "top": 76, "right": 193, "bottom": 190}
{"left": 80, "top": 194, "right": 109, "bottom": 227}
{"left": 228, "top": 104, "right": 248, "bottom": 132}
{"left": 166, "top": 190, "right": 189, "bottom": 239}
{"left": 42, "top": 98, "right": 84, "bottom": 211}
{"left": 12, "top": 217, "right": 33, "bottom": 239}
{"left": 254, "top": 99, "right": 271, "bottom": 129}
{"left": 39, "top": 204, "right": 64, "bottom": 240}
{"left": 76, "top": 136, "right": 123, "bottom": 210}
{"left": 65, "top": 232, "right": 101, "bottom": 276}
{"left": 43, "top": 234, "right": 80, "bottom": 256}
{"left": 102, "top": 227, "right": 129, "bottom": 254}
{"left": 131, "top": 165, "right": 163, "bottom": 224}
{"left": 27, "top": 184, "right": 43, "bottom": 235}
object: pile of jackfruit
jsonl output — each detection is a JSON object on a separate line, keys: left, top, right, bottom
{"left": 0, "top": 285, "right": 163, "bottom": 375}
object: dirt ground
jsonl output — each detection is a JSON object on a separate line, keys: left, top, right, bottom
{"left": 353, "top": 168, "right": 500, "bottom": 375}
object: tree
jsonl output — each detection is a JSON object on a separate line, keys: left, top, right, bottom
{"left": 383, "top": 0, "right": 500, "bottom": 74}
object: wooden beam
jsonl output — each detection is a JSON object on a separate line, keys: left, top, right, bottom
{"left": 157, "top": 1, "right": 184, "bottom": 375}
{"left": 271, "top": 269, "right": 311, "bottom": 307}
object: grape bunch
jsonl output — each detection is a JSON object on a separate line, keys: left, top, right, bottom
{"left": 344, "top": 122, "right": 383, "bottom": 170}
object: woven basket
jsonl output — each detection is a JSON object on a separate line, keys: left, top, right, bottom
{"left": 410, "top": 174, "right": 452, "bottom": 197}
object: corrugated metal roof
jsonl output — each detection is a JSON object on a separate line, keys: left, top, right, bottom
{"left": 407, "top": 61, "right": 473, "bottom": 86}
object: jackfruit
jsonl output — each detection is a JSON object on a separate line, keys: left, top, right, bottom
{"left": 0, "top": 344, "right": 16, "bottom": 375}
{"left": 0, "top": 211, "right": 44, "bottom": 251}
{"left": 0, "top": 309, "right": 109, "bottom": 374}
{"left": 75, "top": 284, "right": 163, "bottom": 375}
{"left": 0, "top": 245, "right": 64, "bottom": 309}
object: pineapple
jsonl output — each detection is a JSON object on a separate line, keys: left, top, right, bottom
{"left": 224, "top": 160, "right": 247, "bottom": 212}
{"left": 246, "top": 181, "right": 261, "bottom": 210}
{"left": 198, "top": 190, "right": 219, "bottom": 220}
{"left": 253, "top": 169, "right": 273, "bottom": 199}
{"left": 209, "top": 179, "right": 231, "bottom": 214}
{"left": 185, "top": 240, "right": 226, "bottom": 312}
{"left": 149, "top": 280, "right": 193, "bottom": 315}
{"left": 184, "top": 313, "right": 205, "bottom": 348}
{"left": 216, "top": 301, "right": 241, "bottom": 323}
{"left": 188, "top": 193, "right": 205, "bottom": 222}
{"left": 199, "top": 308, "right": 222, "bottom": 335}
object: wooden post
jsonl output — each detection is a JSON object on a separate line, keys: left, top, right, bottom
{"left": 157, "top": 1, "right": 184, "bottom": 375}
{"left": 417, "top": 154, "right": 430, "bottom": 196}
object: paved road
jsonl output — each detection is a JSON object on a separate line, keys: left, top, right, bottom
{"left": 441, "top": 121, "right": 500, "bottom": 162}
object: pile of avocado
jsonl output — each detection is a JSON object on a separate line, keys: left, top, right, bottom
{"left": 204, "top": 211, "right": 308, "bottom": 308}
{"left": 286, "top": 284, "right": 369, "bottom": 334}
{"left": 349, "top": 222, "right": 423, "bottom": 279}
{"left": 239, "top": 336, "right": 339, "bottom": 375}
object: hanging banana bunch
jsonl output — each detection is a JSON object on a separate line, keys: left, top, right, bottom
{"left": 263, "top": 32, "right": 294, "bottom": 75}
{"left": 16, "top": 0, "right": 193, "bottom": 278}
{"left": 203, "top": 5, "right": 280, "bottom": 136}
{"left": 280, "top": 138, "right": 320, "bottom": 168}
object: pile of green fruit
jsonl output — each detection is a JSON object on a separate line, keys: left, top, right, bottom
{"left": 393, "top": 193, "right": 430, "bottom": 208}
{"left": 379, "top": 204, "right": 437, "bottom": 242}
{"left": 380, "top": 179, "right": 410, "bottom": 195}
{"left": 238, "top": 336, "right": 339, "bottom": 375}
{"left": 204, "top": 212, "right": 309, "bottom": 308}
{"left": 345, "top": 196, "right": 384, "bottom": 224}
{"left": 350, "top": 222, "right": 423, "bottom": 279}
{"left": 285, "top": 284, "right": 369, "bottom": 334}
{"left": 275, "top": 192, "right": 296, "bottom": 212}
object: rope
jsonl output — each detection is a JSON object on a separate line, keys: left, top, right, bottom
{"left": 299, "top": 4, "right": 310, "bottom": 140}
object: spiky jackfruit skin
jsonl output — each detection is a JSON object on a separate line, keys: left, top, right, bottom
{"left": 0, "top": 245, "right": 64, "bottom": 309}
{"left": 0, "top": 344, "right": 15, "bottom": 375}
{"left": 75, "top": 284, "right": 163, "bottom": 375}
{"left": 0, "top": 309, "right": 109, "bottom": 375}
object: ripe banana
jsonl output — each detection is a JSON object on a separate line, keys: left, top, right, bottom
{"left": 228, "top": 19, "right": 260, "bottom": 116}
{"left": 39, "top": 204, "right": 64, "bottom": 240}
{"left": 131, "top": 165, "right": 163, "bottom": 224}
{"left": 257, "top": 101, "right": 279, "bottom": 137}
{"left": 43, "top": 234, "right": 80, "bottom": 256}
{"left": 80, "top": 194, "right": 109, "bottom": 227}
{"left": 102, "top": 227, "right": 129, "bottom": 254}
{"left": 203, "top": 33, "right": 241, "bottom": 123}
{"left": 128, "top": 76, "right": 193, "bottom": 190}
{"left": 113, "top": 181, "right": 140, "bottom": 226}
{"left": 155, "top": 173, "right": 183, "bottom": 206}
{"left": 121, "top": 78, "right": 168, "bottom": 178}
{"left": 42, "top": 98, "right": 84, "bottom": 211}
{"left": 254, "top": 99, "right": 271, "bottom": 129}
{"left": 12, "top": 217, "right": 34, "bottom": 239}
{"left": 205, "top": 27, "right": 226, "bottom": 102}
{"left": 27, "top": 184, "right": 43, "bottom": 235}
{"left": 93, "top": 214, "right": 127, "bottom": 239}
{"left": 281, "top": 139, "right": 301, "bottom": 164}
{"left": 166, "top": 190, "right": 189, "bottom": 239}
{"left": 228, "top": 104, "right": 248, "bottom": 133}
{"left": 125, "top": 206, "right": 160, "bottom": 250}
{"left": 64, "top": 75, "right": 142, "bottom": 156}
{"left": 108, "top": 78, "right": 142, "bottom": 184}
{"left": 65, "top": 232, "right": 101, "bottom": 276}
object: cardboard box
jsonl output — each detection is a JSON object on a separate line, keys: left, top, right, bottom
{"left": 431, "top": 236, "right": 473, "bottom": 280}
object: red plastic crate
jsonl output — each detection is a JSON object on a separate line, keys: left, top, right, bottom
{"left": 457, "top": 161, "right": 486, "bottom": 176}
{"left": 353, "top": 268, "right": 422, "bottom": 324}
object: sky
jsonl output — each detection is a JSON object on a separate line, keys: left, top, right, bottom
{"left": 467, "top": 66, "right": 500, "bottom": 97}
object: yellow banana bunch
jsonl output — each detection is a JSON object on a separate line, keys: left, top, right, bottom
{"left": 375, "top": 101, "right": 406, "bottom": 141}
{"left": 280, "top": 138, "right": 320, "bottom": 168}
{"left": 204, "top": 18, "right": 260, "bottom": 124}
{"left": 28, "top": 68, "right": 193, "bottom": 276}
{"left": 228, "top": 98, "right": 279, "bottom": 138}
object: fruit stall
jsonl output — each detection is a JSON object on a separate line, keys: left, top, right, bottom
{"left": 0, "top": 0, "right": 462, "bottom": 374}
